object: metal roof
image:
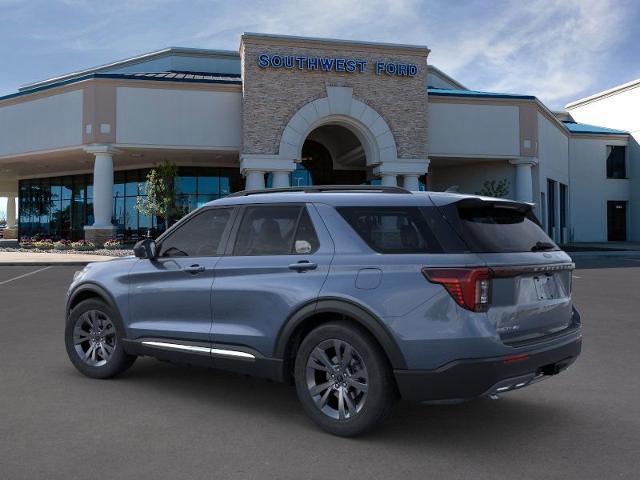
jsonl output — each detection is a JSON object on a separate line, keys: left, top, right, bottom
{"left": 428, "top": 87, "right": 536, "bottom": 100}
{"left": 562, "top": 121, "right": 628, "bottom": 135}
{"left": 110, "top": 71, "right": 241, "bottom": 82}
{"left": 0, "top": 71, "right": 241, "bottom": 103}
{"left": 19, "top": 47, "right": 240, "bottom": 92}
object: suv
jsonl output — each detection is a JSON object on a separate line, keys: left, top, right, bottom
{"left": 65, "top": 186, "right": 581, "bottom": 436}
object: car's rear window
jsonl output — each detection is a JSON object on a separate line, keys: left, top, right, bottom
{"left": 441, "top": 199, "right": 558, "bottom": 253}
{"left": 336, "top": 206, "right": 453, "bottom": 254}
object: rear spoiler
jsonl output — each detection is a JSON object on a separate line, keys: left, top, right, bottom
{"left": 429, "top": 194, "right": 535, "bottom": 212}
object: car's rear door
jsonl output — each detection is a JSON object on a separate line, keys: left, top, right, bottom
{"left": 210, "top": 203, "right": 334, "bottom": 361}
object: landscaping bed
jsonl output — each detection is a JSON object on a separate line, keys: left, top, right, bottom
{"left": 0, "top": 237, "right": 134, "bottom": 256}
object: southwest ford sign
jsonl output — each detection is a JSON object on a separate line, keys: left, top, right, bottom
{"left": 257, "top": 54, "right": 418, "bottom": 77}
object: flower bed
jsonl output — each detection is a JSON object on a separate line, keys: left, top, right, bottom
{"left": 103, "top": 238, "right": 123, "bottom": 250}
{"left": 70, "top": 240, "right": 96, "bottom": 251}
{"left": 32, "top": 240, "right": 54, "bottom": 250}
{"left": 54, "top": 239, "right": 73, "bottom": 250}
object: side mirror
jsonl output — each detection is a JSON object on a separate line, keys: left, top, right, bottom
{"left": 133, "top": 238, "right": 157, "bottom": 259}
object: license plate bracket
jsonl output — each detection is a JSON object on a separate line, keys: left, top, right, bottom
{"left": 533, "top": 274, "right": 556, "bottom": 300}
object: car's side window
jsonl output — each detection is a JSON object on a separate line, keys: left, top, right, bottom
{"left": 232, "top": 205, "right": 319, "bottom": 256}
{"left": 158, "top": 208, "right": 233, "bottom": 257}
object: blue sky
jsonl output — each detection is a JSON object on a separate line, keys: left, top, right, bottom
{"left": 1, "top": 0, "right": 639, "bottom": 216}
{"left": 1, "top": 0, "right": 639, "bottom": 107}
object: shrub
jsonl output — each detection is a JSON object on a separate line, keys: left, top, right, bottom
{"left": 33, "top": 239, "right": 54, "bottom": 250}
{"left": 71, "top": 240, "right": 96, "bottom": 251}
{"left": 54, "top": 239, "right": 72, "bottom": 251}
{"left": 20, "top": 236, "right": 35, "bottom": 249}
{"left": 103, "top": 238, "right": 122, "bottom": 250}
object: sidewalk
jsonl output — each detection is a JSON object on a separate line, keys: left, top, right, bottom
{"left": 0, "top": 251, "right": 118, "bottom": 266}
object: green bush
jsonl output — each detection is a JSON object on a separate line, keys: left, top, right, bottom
{"left": 70, "top": 240, "right": 96, "bottom": 251}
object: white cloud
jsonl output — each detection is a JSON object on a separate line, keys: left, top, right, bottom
{"left": 424, "top": 0, "right": 630, "bottom": 107}
{"left": 4, "top": 0, "right": 635, "bottom": 109}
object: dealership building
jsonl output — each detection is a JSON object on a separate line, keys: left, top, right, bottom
{"left": 0, "top": 33, "right": 636, "bottom": 244}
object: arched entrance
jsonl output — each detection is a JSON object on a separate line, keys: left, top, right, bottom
{"left": 297, "top": 124, "right": 368, "bottom": 186}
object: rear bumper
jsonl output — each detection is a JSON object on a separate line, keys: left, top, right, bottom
{"left": 394, "top": 330, "right": 582, "bottom": 402}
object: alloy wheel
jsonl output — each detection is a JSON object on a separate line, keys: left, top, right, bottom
{"left": 73, "top": 310, "right": 117, "bottom": 367}
{"left": 305, "top": 339, "right": 369, "bottom": 420}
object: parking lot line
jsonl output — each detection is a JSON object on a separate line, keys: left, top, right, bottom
{"left": 0, "top": 266, "right": 51, "bottom": 286}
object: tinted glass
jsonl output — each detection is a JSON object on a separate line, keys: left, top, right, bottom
{"left": 233, "top": 205, "right": 302, "bottom": 256}
{"left": 159, "top": 208, "right": 232, "bottom": 257}
{"left": 293, "top": 208, "right": 320, "bottom": 253}
{"left": 337, "top": 207, "right": 444, "bottom": 254}
{"left": 445, "top": 200, "right": 558, "bottom": 253}
{"left": 606, "top": 146, "right": 626, "bottom": 179}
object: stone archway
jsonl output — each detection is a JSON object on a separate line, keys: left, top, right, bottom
{"left": 278, "top": 86, "right": 398, "bottom": 168}
{"left": 240, "top": 85, "right": 429, "bottom": 190}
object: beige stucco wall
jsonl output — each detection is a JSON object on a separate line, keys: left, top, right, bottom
{"left": 240, "top": 35, "right": 429, "bottom": 160}
{"left": 0, "top": 89, "right": 83, "bottom": 157}
{"left": 427, "top": 102, "right": 520, "bottom": 157}
{"left": 116, "top": 86, "right": 242, "bottom": 148}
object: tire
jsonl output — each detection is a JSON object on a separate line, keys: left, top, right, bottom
{"left": 294, "top": 321, "right": 396, "bottom": 437}
{"left": 65, "top": 299, "right": 136, "bottom": 379}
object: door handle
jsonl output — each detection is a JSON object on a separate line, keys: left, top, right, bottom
{"left": 288, "top": 260, "right": 318, "bottom": 272}
{"left": 183, "top": 264, "right": 205, "bottom": 274}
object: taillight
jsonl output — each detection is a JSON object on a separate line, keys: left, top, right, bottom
{"left": 422, "top": 267, "right": 491, "bottom": 312}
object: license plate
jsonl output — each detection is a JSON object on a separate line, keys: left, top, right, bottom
{"left": 533, "top": 274, "right": 557, "bottom": 300}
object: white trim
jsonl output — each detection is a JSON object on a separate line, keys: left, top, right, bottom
{"left": 141, "top": 341, "right": 211, "bottom": 354}
{"left": 211, "top": 348, "right": 255, "bottom": 359}
{"left": 114, "top": 143, "right": 241, "bottom": 152}
{"left": 565, "top": 78, "right": 640, "bottom": 109}
{"left": 140, "top": 340, "right": 256, "bottom": 359}
{"left": 0, "top": 145, "right": 83, "bottom": 161}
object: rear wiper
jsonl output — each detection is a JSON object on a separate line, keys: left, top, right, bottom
{"left": 531, "top": 241, "right": 556, "bottom": 252}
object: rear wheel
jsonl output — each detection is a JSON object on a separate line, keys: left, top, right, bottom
{"left": 65, "top": 299, "right": 136, "bottom": 379}
{"left": 294, "top": 321, "right": 396, "bottom": 436}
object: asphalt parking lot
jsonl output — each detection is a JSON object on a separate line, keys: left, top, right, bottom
{"left": 1, "top": 258, "right": 639, "bottom": 479}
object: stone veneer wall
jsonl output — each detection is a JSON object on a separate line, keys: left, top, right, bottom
{"left": 240, "top": 36, "right": 429, "bottom": 160}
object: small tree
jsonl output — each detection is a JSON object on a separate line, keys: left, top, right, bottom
{"left": 476, "top": 179, "right": 510, "bottom": 198}
{"left": 135, "top": 160, "right": 178, "bottom": 231}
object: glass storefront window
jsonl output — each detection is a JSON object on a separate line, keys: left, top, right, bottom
{"left": 18, "top": 166, "right": 243, "bottom": 241}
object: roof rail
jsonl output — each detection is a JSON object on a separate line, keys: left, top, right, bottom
{"left": 227, "top": 185, "right": 411, "bottom": 197}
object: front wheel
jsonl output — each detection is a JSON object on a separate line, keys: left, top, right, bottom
{"left": 65, "top": 299, "right": 136, "bottom": 379}
{"left": 294, "top": 321, "right": 396, "bottom": 436}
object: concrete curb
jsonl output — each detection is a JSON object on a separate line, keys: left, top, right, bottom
{"left": 0, "top": 261, "right": 99, "bottom": 266}
{"left": 0, "top": 252, "right": 118, "bottom": 266}
{"left": 568, "top": 250, "right": 640, "bottom": 258}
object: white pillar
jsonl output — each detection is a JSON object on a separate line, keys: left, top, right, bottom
{"left": 83, "top": 145, "right": 118, "bottom": 245}
{"left": 380, "top": 174, "right": 397, "bottom": 187}
{"left": 92, "top": 152, "right": 115, "bottom": 227}
{"left": 244, "top": 170, "right": 265, "bottom": 191}
{"left": 510, "top": 158, "right": 537, "bottom": 203}
{"left": 402, "top": 174, "right": 420, "bottom": 192}
{"left": 6, "top": 195, "right": 16, "bottom": 229}
{"left": 271, "top": 171, "right": 290, "bottom": 189}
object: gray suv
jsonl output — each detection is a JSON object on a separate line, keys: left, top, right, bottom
{"left": 65, "top": 186, "right": 582, "bottom": 436}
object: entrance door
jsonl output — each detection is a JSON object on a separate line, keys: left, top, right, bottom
{"left": 607, "top": 201, "right": 627, "bottom": 241}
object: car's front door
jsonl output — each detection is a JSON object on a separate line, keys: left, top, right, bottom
{"left": 211, "top": 203, "right": 334, "bottom": 359}
{"left": 128, "top": 207, "right": 235, "bottom": 343}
